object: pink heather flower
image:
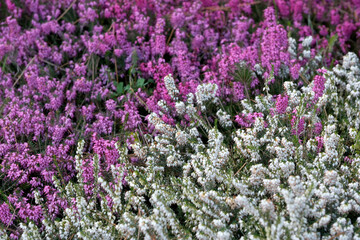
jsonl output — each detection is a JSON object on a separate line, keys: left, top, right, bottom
{"left": 291, "top": 0, "right": 303, "bottom": 22}
{"left": 313, "top": 122, "right": 322, "bottom": 135}
{"left": 316, "top": 136, "right": 324, "bottom": 153}
{"left": 313, "top": 70, "right": 327, "bottom": 102}
{"left": 75, "top": 77, "right": 92, "bottom": 93}
{"left": 171, "top": 8, "right": 186, "bottom": 28}
{"left": 235, "top": 114, "right": 252, "bottom": 128}
{"left": 232, "top": 17, "right": 252, "bottom": 45}
{"left": 105, "top": 195, "right": 114, "bottom": 208}
{"left": 92, "top": 133, "right": 120, "bottom": 169}
{"left": 330, "top": 9, "right": 341, "bottom": 25}
{"left": 263, "top": 7, "right": 277, "bottom": 25}
{"left": 275, "top": 0, "right": 290, "bottom": 17}
{"left": 151, "top": 18, "right": 166, "bottom": 56}
{"left": 235, "top": 112, "right": 264, "bottom": 128}
{"left": 336, "top": 21, "right": 357, "bottom": 52}
{"left": 319, "top": 25, "right": 328, "bottom": 36}
{"left": 261, "top": 7, "right": 290, "bottom": 77}
{"left": 92, "top": 114, "right": 114, "bottom": 135}
{"left": 291, "top": 116, "right": 305, "bottom": 136}
{"left": 344, "top": 156, "right": 353, "bottom": 164}
{"left": 290, "top": 61, "right": 301, "bottom": 80}
{"left": 192, "top": 35, "right": 204, "bottom": 50}
{"left": 0, "top": 203, "right": 13, "bottom": 226}
{"left": 81, "top": 104, "right": 96, "bottom": 122}
{"left": 204, "top": 28, "right": 218, "bottom": 50}
{"left": 121, "top": 100, "right": 142, "bottom": 130}
{"left": 161, "top": 114, "right": 175, "bottom": 126}
{"left": 315, "top": 4, "right": 326, "bottom": 21}
{"left": 235, "top": 0, "right": 254, "bottom": 14}
{"left": 106, "top": 99, "right": 117, "bottom": 112}
{"left": 5, "top": 0, "right": 15, "bottom": 11}
{"left": 232, "top": 82, "right": 246, "bottom": 102}
{"left": 298, "top": 118, "right": 305, "bottom": 135}
{"left": 276, "top": 94, "right": 289, "bottom": 114}
{"left": 152, "top": 34, "right": 166, "bottom": 56}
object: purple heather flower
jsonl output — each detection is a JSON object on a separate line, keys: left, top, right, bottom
{"left": 313, "top": 70, "right": 327, "bottom": 102}
{"left": 276, "top": 94, "right": 289, "bottom": 114}
{"left": 313, "top": 122, "right": 323, "bottom": 135}
{"left": 0, "top": 203, "right": 13, "bottom": 226}
{"left": 261, "top": 7, "right": 290, "bottom": 77}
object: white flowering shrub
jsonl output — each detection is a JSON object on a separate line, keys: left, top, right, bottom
{"left": 19, "top": 53, "right": 360, "bottom": 240}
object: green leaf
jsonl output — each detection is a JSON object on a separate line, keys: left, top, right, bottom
{"left": 116, "top": 82, "right": 124, "bottom": 95}
{"left": 328, "top": 34, "right": 338, "bottom": 52}
{"left": 137, "top": 78, "right": 145, "bottom": 88}
{"left": 2, "top": 55, "right": 7, "bottom": 72}
{"left": 131, "top": 49, "right": 138, "bottom": 67}
{"left": 354, "top": 131, "right": 360, "bottom": 153}
{"left": 109, "top": 93, "right": 118, "bottom": 99}
{"left": 97, "top": 93, "right": 102, "bottom": 102}
{"left": 124, "top": 85, "right": 131, "bottom": 92}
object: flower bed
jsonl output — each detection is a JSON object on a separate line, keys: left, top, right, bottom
{"left": 0, "top": 0, "right": 360, "bottom": 239}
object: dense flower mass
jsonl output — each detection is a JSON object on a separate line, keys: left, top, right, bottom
{"left": 0, "top": 0, "right": 360, "bottom": 239}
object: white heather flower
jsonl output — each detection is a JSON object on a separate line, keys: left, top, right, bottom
{"left": 254, "top": 63, "right": 263, "bottom": 75}
{"left": 157, "top": 100, "right": 168, "bottom": 112}
{"left": 315, "top": 54, "right": 322, "bottom": 63}
{"left": 288, "top": 37, "right": 297, "bottom": 59}
{"left": 288, "top": 176, "right": 305, "bottom": 196}
{"left": 28, "top": 51, "right": 360, "bottom": 240}
{"left": 249, "top": 164, "right": 268, "bottom": 186}
{"left": 148, "top": 112, "right": 175, "bottom": 135}
{"left": 176, "top": 131, "right": 188, "bottom": 146}
{"left": 302, "top": 36, "right": 313, "bottom": 48}
{"left": 259, "top": 199, "right": 276, "bottom": 219}
{"left": 212, "top": 219, "right": 225, "bottom": 228}
{"left": 175, "top": 101, "right": 186, "bottom": 115}
{"left": 132, "top": 142, "right": 147, "bottom": 159}
{"left": 330, "top": 218, "right": 354, "bottom": 239}
{"left": 164, "top": 74, "right": 179, "bottom": 100}
{"left": 186, "top": 104, "right": 196, "bottom": 116}
{"left": 343, "top": 52, "right": 359, "bottom": 70}
{"left": 216, "top": 231, "right": 231, "bottom": 240}
{"left": 279, "top": 161, "right": 295, "bottom": 178}
{"left": 254, "top": 96, "right": 267, "bottom": 112}
{"left": 195, "top": 83, "right": 218, "bottom": 110}
{"left": 167, "top": 155, "right": 178, "bottom": 166}
{"left": 241, "top": 99, "right": 253, "bottom": 112}
{"left": 189, "top": 127, "right": 199, "bottom": 137}
{"left": 263, "top": 179, "right": 280, "bottom": 193}
{"left": 148, "top": 112, "right": 162, "bottom": 126}
{"left": 187, "top": 93, "right": 194, "bottom": 104}
{"left": 318, "top": 215, "right": 331, "bottom": 228}
{"left": 216, "top": 109, "right": 232, "bottom": 128}
{"left": 324, "top": 129, "right": 340, "bottom": 163}
{"left": 338, "top": 201, "right": 352, "bottom": 215}
{"left": 234, "top": 196, "right": 260, "bottom": 218}
{"left": 323, "top": 170, "right": 338, "bottom": 186}
{"left": 303, "top": 50, "right": 311, "bottom": 59}
{"left": 234, "top": 128, "right": 262, "bottom": 162}
{"left": 33, "top": 191, "right": 43, "bottom": 204}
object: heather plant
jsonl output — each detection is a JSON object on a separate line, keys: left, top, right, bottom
{"left": 1, "top": 0, "right": 360, "bottom": 238}
{"left": 16, "top": 62, "right": 360, "bottom": 239}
